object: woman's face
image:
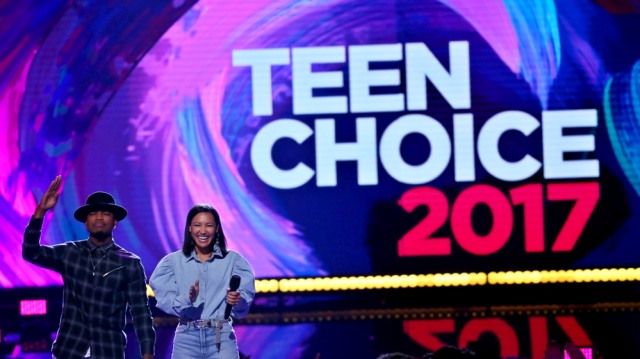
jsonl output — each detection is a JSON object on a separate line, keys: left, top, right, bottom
{"left": 189, "top": 212, "right": 217, "bottom": 254}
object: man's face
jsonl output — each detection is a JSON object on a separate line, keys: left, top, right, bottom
{"left": 85, "top": 210, "right": 117, "bottom": 242}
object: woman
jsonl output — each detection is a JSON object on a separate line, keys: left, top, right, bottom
{"left": 150, "top": 204, "right": 256, "bottom": 358}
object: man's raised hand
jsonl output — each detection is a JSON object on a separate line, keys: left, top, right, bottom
{"left": 34, "top": 175, "right": 62, "bottom": 218}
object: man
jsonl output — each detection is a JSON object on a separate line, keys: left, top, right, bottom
{"left": 22, "top": 175, "right": 155, "bottom": 359}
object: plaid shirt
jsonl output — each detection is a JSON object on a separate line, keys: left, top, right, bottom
{"left": 23, "top": 217, "right": 155, "bottom": 359}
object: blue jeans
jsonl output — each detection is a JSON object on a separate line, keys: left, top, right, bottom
{"left": 171, "top": 322, "right": 239, "bottom": 359}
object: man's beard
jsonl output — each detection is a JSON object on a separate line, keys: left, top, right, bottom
{"left": 90, "top": 231, "right": 112, "bottom": 241}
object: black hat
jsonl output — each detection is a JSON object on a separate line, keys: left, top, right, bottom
{"left": 73, "top": 191, "right": 128, "bottom": 222}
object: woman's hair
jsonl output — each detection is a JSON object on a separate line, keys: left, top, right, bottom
{"left": 182, "top": 204, "right": 228, "bottom": 256}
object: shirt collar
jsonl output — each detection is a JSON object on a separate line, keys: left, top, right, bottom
{"left": 186, "top": 245, "right": 222, "bottom": 262}
{"left": 88, "top": 240, "right": 115, "bottom": 254}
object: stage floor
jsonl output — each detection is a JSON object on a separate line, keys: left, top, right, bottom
{"left": 2, "top": 283, "right": 640, "bottom": 359}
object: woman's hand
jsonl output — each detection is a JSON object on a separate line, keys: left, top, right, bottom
{"left": 226, "top": 288, "right": 240, "bottom": 306}
{"left": 189, "top": 279, "right": 199, "bottom": 303}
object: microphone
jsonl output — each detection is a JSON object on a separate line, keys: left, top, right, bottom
{"left": 224, "top": 274, "right": 241, "bottom": 319}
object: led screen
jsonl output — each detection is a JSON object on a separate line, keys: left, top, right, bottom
{"left": 1, "top": 0, "right": 640, "bottom": 289}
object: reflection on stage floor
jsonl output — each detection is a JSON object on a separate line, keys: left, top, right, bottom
{"left": 2, "top": 282, "right": 640, "bottom": 359}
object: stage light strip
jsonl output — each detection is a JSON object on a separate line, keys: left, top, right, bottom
{"left": 254, "top": 267, "right": 640, "bottom": 293}
{"left": 273, "top": 272, "right": 488, "bottom": 293}
{"left": 147, "top": 267, "right": 640, "bottom": 296}
{"left": 487, "top": 268, "right": 640, "bottom": 285}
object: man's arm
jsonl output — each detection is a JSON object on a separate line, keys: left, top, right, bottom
{"left": 127, "top": 258, "right": 156, "bottom": 358}
{"left": 23, "top": 176, "right": 64, "bottom": 270}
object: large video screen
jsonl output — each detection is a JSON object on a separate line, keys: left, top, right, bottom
{"left": 1, "top": 0, "right": 639, "bottom": 288}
